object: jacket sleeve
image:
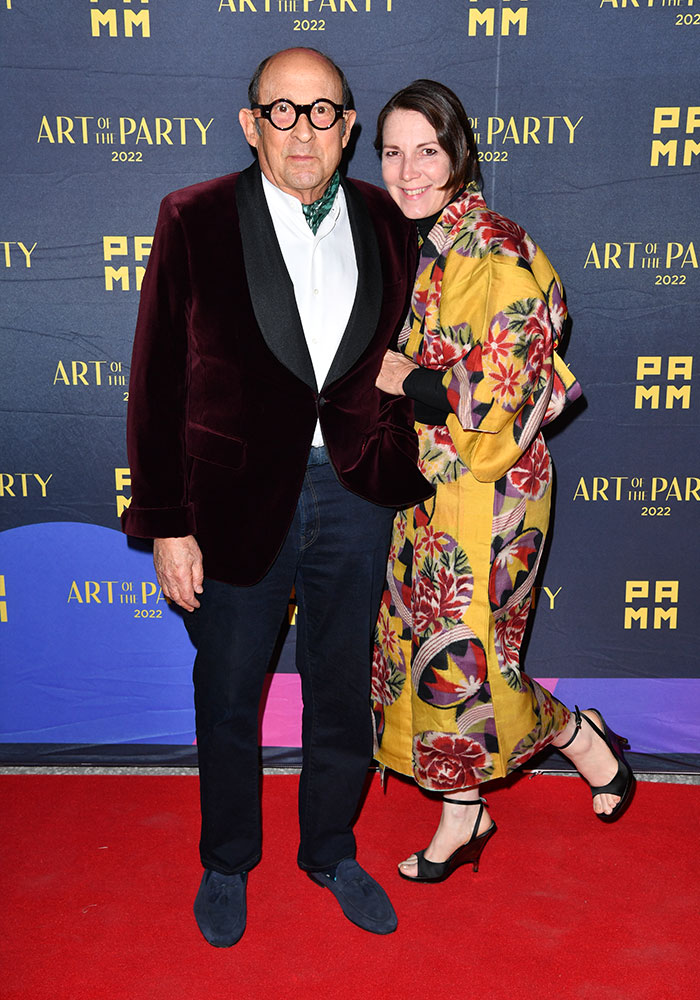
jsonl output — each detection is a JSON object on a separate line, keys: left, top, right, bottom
{"left": 121, "top": 195, "right": 197, "bottom": 539}
{"left": 426, "top": 248, "right": 579, "bottom": 483}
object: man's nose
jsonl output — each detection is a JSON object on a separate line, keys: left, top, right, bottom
{"left": 291, "top": 111, "right": 315, "bottom": 141}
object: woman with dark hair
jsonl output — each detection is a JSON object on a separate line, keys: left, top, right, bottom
{"left": 372, "top": 80, "right": 635, "bottom": 883}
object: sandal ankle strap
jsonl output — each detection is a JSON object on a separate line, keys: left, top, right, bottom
{"left": 556, "top": 705, "right": 583, "bottom": 751}
{"left": 441, "top": 795, "right": 487, "bottom": 806}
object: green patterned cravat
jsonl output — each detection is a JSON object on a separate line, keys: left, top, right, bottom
{"left": 302, "top": 171, "right": 340, "bottom": 235}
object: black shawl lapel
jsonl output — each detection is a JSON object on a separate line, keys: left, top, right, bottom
{"left": 323, "top": 176, "right": 382, "bottom": 389}
{"left": 236, "top": 165, "right": 382, "bottom": 392}
{"left": 236, "top": 163, "right": 317, "bottom": 389}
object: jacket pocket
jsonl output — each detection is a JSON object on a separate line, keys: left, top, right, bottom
{"left": 186, "top": 423, "right": 246, "bottom": 470}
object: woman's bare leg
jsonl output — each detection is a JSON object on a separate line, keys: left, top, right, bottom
{"left": 398, "top": 787, "right": 493, "bottom": 878}
{"left": 552, "top": 710, "right": 621, "bottom": 816}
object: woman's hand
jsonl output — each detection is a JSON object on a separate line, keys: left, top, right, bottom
{"left": 375, "top": 350, "right": 418, "bottom": 396}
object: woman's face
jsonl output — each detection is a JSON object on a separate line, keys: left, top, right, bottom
{"left": 381, "top": 109, "right": 455, "bottom": 219}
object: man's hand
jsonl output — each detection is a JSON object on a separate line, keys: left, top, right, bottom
{"left": 153, "top": 535, "right": 204, "bottom": 612}
{"left": 375, "top": 350, "right": 418, "bottom": 396}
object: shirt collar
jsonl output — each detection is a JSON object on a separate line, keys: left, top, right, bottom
{"left": 260, "top": 170, "right": 343, "bottom": 239}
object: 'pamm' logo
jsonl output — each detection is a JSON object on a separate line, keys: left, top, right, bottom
{"left": 468, "top": 0, "right": 528, "bottom": 36}
{"left": 624, "top": 581, "right": 678, "bottom": 630}
{"left": 651, "top": 106, "right": 700, "bottom": 167}
{"left": 90, "top": 0, "right": 150, "bottom": 38}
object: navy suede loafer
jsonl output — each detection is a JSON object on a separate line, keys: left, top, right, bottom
{"left": 193, "top": 869, "right": 248, "bottom": 948}
{"left": 308, "top": 859, "right": 397, "bottom": 935}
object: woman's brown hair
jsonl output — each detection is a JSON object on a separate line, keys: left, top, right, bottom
{"left": 374, "top": 79, "right": 482, "bottom": 192}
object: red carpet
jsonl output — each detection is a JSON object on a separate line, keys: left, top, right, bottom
{"left": 2, "top": 772, "right": 698, "bottom": 1000}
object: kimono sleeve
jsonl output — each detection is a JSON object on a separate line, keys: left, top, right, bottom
{"left": 439, "top": 251, "right": 566, "bottom": 483}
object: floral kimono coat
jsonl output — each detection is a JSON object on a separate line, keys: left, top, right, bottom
{"left": 372, "top": 187, "right": 582, "bottom": 791}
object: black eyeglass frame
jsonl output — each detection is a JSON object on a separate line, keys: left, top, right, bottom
{"left": 251, "top": 98, "right": 347, "bottom": 131}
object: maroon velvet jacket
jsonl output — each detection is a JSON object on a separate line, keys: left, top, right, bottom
{"left": 122, "top": 164, "right": 432, "bottom": 585}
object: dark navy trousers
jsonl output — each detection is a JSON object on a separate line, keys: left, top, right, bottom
{"left": 183, "top": 453, "right": 395, "bottom": 875}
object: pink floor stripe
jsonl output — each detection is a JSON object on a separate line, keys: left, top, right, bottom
{"left": 533, "top": 677, "right": 559, "bottom": 694}
{"left": 259, "top": 676, "right": 560, "bottom": 747}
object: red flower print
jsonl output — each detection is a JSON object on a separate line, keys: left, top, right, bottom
{"left": 414, "top": 732, "right": 491, "bottom": 790}
{"left": 483, "top": 325, "right": 514, "bottom": 366}
{"left": 523, "top": 314, "right": 540, "bottom": 336}
{"left": 371, "top": 645, "right": 393, "bottom": 705}
{"left": 524, "top": 308, "right": 551, "bottom": 367}
{"left": 414, "top": 526, "right": 446, "bottom": 560}
{"left": 436, "top": 565, "right": 473, "bottom": 622}
{"left": 508, "top": 436, "right": 551, "bottom": 499}
{"left": 421, "top": 336, "right": 461, "bottom": 371}
{"left": 412, "top": 571, "right": 441, "bottom": 634}
{"left": 376, "top": 605, "right": 401, "bottom": 664}
{"left": 423, "top": 284, "right": 443, "bottom": 330}
{"left": 440, "top": 199, "right": 470, "bottom": 229}
{"left": 432, "top": 424, "right": 456, "bottom": 450}
{"left": 474, "top": 212, "right": 535, "bottom": 260}
{"left": 494, "top": 600, "right": 531, "bottom": 672}
{"left": 525, "top": 336, "right": 546, "bottom": 386}
{"left": 488, "top": 360, "right": 521, "bottom": 406}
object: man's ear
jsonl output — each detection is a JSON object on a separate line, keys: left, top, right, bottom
{"left": 238, "top": 108, "right": 260, "bottom": 148}
{"left": 341, "top": 110, "right": 357, "bottom": 149}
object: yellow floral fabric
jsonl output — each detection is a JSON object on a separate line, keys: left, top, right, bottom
{"left": 372, "top": 188, "right": 582, "bottom": 791}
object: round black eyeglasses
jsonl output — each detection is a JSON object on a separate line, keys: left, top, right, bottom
{"left": 252, "top": 99, "right": 346, "bottom": 131}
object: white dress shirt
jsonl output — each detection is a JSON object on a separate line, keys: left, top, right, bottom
{"left": 261, "top": 173, "right": 358, "bottom": 447}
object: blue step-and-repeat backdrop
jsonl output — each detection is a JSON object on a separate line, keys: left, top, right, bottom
{"left": 1, "top": 1, "right": 698, "bottom": 767}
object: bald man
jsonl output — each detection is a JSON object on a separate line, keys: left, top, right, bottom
{"left": 123, "top": 48, "right": 431, "bottom": 946}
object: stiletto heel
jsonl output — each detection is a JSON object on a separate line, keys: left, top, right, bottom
{"left": 398, "top": 797, "right": 497, "bottom": 883}
{"left": 562, "top": 706, "right": 636, "bottom": 823}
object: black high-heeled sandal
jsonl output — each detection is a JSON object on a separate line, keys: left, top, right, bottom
{"left": 398, "top": 796, "right": 497, "bottom": 883}
{"left": 558, "top": 705, "right": 636, "bottom": 823}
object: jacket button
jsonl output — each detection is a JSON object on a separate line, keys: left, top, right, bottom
{"left": 318, "top": 395, "right": 327, "bottom": 407}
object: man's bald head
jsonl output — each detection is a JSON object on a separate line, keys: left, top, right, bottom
{"left": 248, "top": 47, "right": 351, "bottom": 109}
